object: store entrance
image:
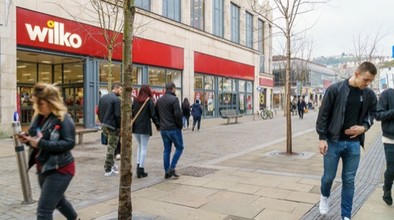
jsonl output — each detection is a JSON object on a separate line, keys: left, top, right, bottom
{"left": 17, "top": 50, "right": 84, "bottom": 125}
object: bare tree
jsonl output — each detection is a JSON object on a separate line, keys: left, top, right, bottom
{"left": 55, "top": 0, "right": 124, "bottom": 91}
{"left": 118, "top": 0, "right": 135, "bottom": 218}
{"left": 250, "top": 0, "right": 328, "bottom": 154}
{"left": 349, "top": 29, "right": 387, "bottom": 65}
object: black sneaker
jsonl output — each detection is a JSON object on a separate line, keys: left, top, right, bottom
{"left": 164, "top": 172, "right": 172, "bottom": 179}
{"left": 168, "top": 169, "right": 179, "bottom": 178}
{"left": 383, "top": 190, "right": 393, "bottom": 205}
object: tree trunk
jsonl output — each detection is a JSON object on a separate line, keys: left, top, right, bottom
{"left": 285, "top": 31, "right": 292, "bottom": 154}
{"left": 118, "top": 1, "right": 134, "bottom": 219}
{"left": 107, "top": 47, "right": 113, "bottom": 92}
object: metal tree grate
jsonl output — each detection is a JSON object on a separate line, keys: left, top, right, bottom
{"left": 180, "top": 166, "right": 218, "bottom": 177}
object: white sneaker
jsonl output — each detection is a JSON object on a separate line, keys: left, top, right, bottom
{"left": 112, "top": 164, "right": 119, "bottom": 174}
{"left": 343, "top": 217, "right": 350, "bottom": 220}
{"left": 115, "top": 154, "right": 121, "bottom": 160}
{"left": 319, "top": 195, "right": 329, "bottom": 215}
{"left": 104, "top": 170, "right": 115, "bottom": 177}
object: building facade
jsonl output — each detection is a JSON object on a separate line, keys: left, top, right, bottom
{"left": 0, "top": 0, "right": 272, "bottom": 134}
{"left": 272, "top": 56, "right": 336, "bottom": 109}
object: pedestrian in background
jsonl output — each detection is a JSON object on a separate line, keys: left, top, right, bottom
{"left": 19, "top": 83, "right": 78, "bottom": 220}
{"left": 316, "top": 61, "right": 377, "bottom": 220}
{"left": 156, "top": 82, "right": 184, "bottom": 179}
{"left": 181, "top": 98, "right": 191, "bottom": 130}
{"left": 297, "top": 96, "right": 306, "bottom": 119}
{"left": 375, "top": 87, "right": 394, "bottom": 206}
{"left": 98, "top": 83, "right": 122, "bottom": 177}
{"left": 191, "top": 99, "right": 203, "bottom": 131}
{"left": 132, "top": 85, "right": 160, "bottom": 178}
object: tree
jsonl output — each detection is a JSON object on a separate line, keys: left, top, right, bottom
{"left": 250, "top": 0, "right": 328, "bottom": 154}
{"left": 349, "top": 29, "right": 387, "bottom": 65}
{"left": 56, "top": 0, "right": 124, "bottom": 92}
{"left": 118, "top": 1, "right": 135, "bottom": 219}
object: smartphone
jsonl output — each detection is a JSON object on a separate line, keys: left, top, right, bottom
{"left": 17, "top": 132, "right": 28, "bottom": 139}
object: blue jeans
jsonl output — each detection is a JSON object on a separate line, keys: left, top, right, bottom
{"left": 182, "top": 116, "right": 190, "bottom": 128}
{"left": 321, "top": 140, "right": 360, "bottom": 219}
{"left": 383, "top": 143, "right": 394, "bottom": 191}
{"left": 160, "top": 129, "right": 184, "bottom": 172}
{"left": 37, "top": 172, "right": 77, "bottom": 220}
{"left": 134, "top": 133, "right": 150, "bottom": 167}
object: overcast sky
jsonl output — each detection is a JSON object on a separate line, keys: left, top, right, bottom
{"left": 270, "top": 0, "right": 394, "bottom": 58}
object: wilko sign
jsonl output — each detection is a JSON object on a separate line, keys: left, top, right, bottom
{"left": 25, "top": 20, "right": 82, "bottom": 48}
{"left": 17, "top": 7, "right": 122, "bottom": 59}
{"left": 17, "top": 7, "right": 184, "bottom": 69}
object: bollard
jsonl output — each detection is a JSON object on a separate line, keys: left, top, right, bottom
{"left": 12, "top": 112, "right": 34, "bottom": 204}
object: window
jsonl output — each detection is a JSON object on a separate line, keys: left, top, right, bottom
{"left": 135, "top": 0, "right": 151, "bottom": 11}
{"left": 230, "top": 3, "right": 240, "bottom": 43}
{"left": 163, "top": 0, "right": 181, "bottom": 22}
{"left": 213, "top": 0, "right": 224, "bottom": 37}
{"left": 258, "top": 19, "right": 264, "bottom": 53}
{"left": 246, "top": 12, "right": 253, "bottom": 48}
{"left": 191, "top": 0, "right": 204, "bottom": 30}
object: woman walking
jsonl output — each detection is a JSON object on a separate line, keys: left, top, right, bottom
{"left": 132, "top": 85, "right": 160, "bottom": 178}
{"left": 191, "top": 99, "right": 203, "bottom": 131}
{"left": 18, "top": 83, "right": 78, "bottom": 220}
{"left": 181, "top": 98, "right": 191, "bottom": 130}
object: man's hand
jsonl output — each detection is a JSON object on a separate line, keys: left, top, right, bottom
{"left": 319, "top": 140, "right": 328, "bottom": 155}
{"left": 344, "top": 125, "right": 366, "bottom": 139}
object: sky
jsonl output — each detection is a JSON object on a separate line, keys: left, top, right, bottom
{"left": 270, "top": 0, "right": 394, "bottom": 58}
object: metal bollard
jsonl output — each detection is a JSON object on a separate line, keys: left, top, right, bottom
{"left": 12, "top": 113, "right": 34, "bottom": 204}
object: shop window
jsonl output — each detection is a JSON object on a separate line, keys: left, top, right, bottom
{"left": 194, "top": 74, "right": 203, "bottom": 89}
{"left": 204, "top": 75, "right": 215, "bottom": 90}
{"left": 99, "top": 62, "right": 121, "bottom": 83}
{"left": 220, "top": 77, "right": 233, "bottom": 92}
{"left": 246, "top": 81, "right": 253, "bottom": 93}
{"left": 17, "top": 62, "right": 37, "bottom": 84}
{"left": 205, "top": 91, "right": 215, "bottom": 117}
{"left": 239, "top": 80, "right": 245, "bottom": 92}
{"left": 132, "top": 66, "right": 143, "bottom": 86}
{"left": 148, "top": 67, "right": 166, "bottom": 86}
{"left": 54, "top": 65, "right": 62, "bottom": 84}
{"left": 64, "top": 63, "right": 84, "bottom": 84}
{"left": 167, "top": 69, "right": 182, "bottom": 86}
{"left": 38, "top": 64, "right": 52, "bottom": 83}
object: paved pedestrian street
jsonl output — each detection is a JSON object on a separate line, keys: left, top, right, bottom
{"left": 1, "top": 111, "right": 393, "bottom": 219}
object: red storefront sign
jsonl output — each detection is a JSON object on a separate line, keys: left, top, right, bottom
{"left": 16, "top": 7, "right": 183, "bottom": 69}
{"left": 259, "top": 78, "right": 273, "bottom": 87}
{"left": 194, "top": 52, "right": 254, "bottom": 80}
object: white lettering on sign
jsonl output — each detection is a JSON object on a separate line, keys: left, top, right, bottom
{"left": 25, "top": 20, "right": 82, "bottom": 48}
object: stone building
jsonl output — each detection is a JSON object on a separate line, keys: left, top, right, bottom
{"left": 0, "top": 0, "right": 273, "bottom": 134}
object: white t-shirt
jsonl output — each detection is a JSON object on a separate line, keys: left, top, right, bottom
{"left": 382, "top": 136, "right": 394, "bottom": 144}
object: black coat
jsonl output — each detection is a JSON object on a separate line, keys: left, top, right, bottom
{"left": 375, "top": 88, "right": 394, "bottom": 139}
{"left": 98, "top": 92, "right": 121, "bottom": 131}
{"left": 132, "top": 99, "right": 159, "bottom": 136}
{"left": 156, "top": 91, "right": 183, "bottom": 130}
{"left": 28, "top": 113, "right": 75, "bottom": 174}
{"left": 316, "top": 79, "right": 377, "bottom": 147}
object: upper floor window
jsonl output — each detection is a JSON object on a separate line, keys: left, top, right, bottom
{"left": 213, "top": 0, "right": 224, "bottom": 37}
{"left": 163, "top": 0, "right": 181, "bottom": 22}
{"left": 135, "top": 0, "right": 151, "bottom": 11}
{"left": 246, "top": 12, "right": 253, "bottom": 48}
{"left": 230, "top": 3, "right": 240, "bottom": 43}
{"left": 191, "top": 0, "right": 204, "bottom": 30}
{"left": 258, "top": 19, "right": 264, "bottom": 53}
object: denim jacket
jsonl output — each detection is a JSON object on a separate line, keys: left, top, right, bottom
{"left": 28, "top": 113, "right": 75, "bottom": 174}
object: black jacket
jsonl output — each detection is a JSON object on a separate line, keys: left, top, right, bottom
{"left": 375, "top": 88, "right": 394, "bottom": 139}
{"left": 98, "top": 92, "right": 121, "bottom": 131}
{"left": 316, "top": 79, "right": 377, "bottom": 147}
{"left": 132, "top": 99, "right": 159, "bottom": 136}
{"left": 28, "top": 113, "right": 75, "bottom": 174}
{"left": 156, "top": 91, "right": 183, "bottom": 130}
{"left": 191, "top": 103, "right": 203, "bottom": 117}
